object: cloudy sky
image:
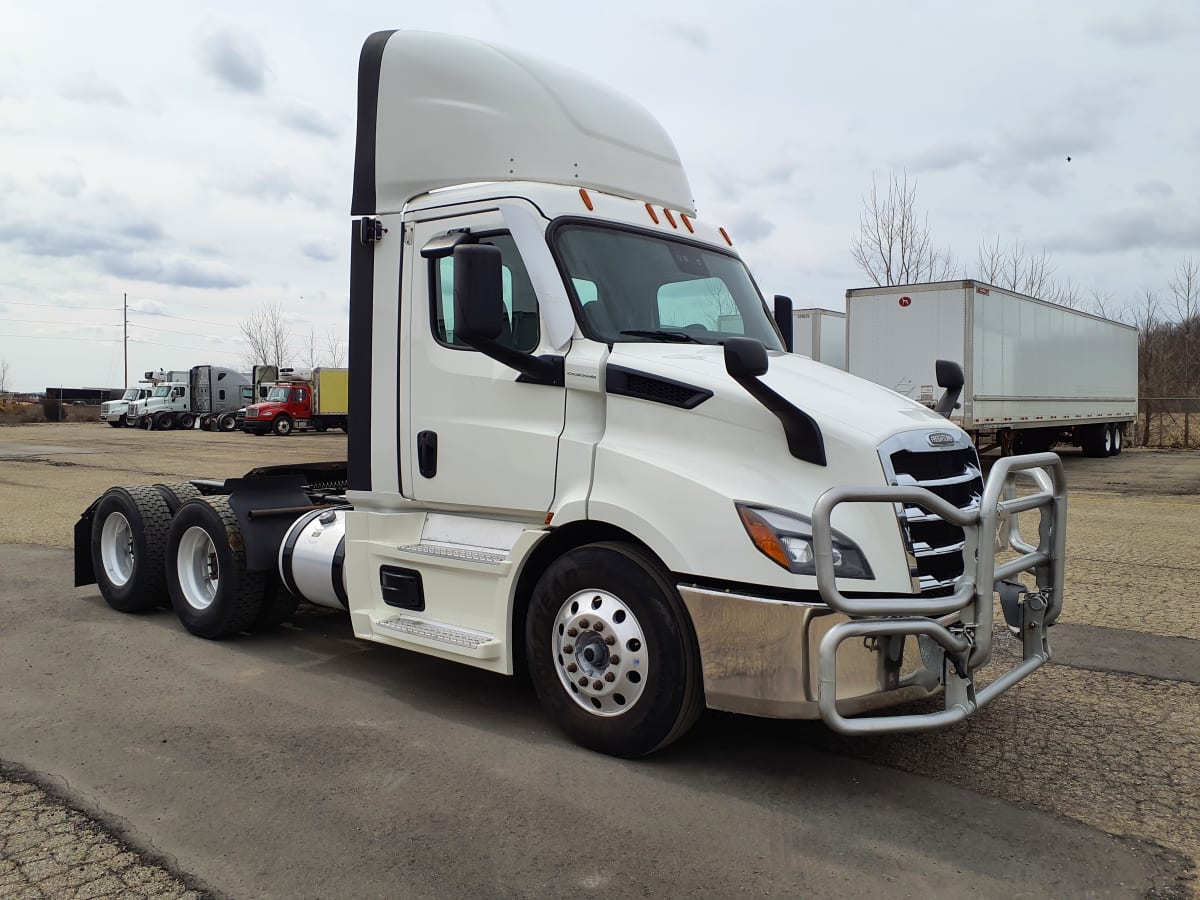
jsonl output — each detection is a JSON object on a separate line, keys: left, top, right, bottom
{"left": 2, "top": 1, "right": 1198, "bottom": 391}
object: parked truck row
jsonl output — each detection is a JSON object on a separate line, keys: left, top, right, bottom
{"left": 76, "top": 30, "right": 1065, "bottom": 758}
{"left": 782, "top": 281, "right": 1138, "bottom": 459}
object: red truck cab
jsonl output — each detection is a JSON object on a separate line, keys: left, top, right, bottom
{"left": 242, "top": 384, "right": 310, "bottom": 436}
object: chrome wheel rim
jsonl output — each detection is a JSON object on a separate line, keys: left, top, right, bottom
{"left": 177, "top": 526, "right": 219, "bottom": 611}
{"left": 552, "top": 589, "right": 648, "bottom": 717}
{"left": 100, "top": 512, "right": 135, "bottom": 587}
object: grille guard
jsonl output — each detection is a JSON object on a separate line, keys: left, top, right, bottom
{"left": 811, "top": 453, "right": 1066, "bottom": 735}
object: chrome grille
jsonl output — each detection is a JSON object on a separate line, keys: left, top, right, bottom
{"left": 879, "top": 431, "right": 983, "bottom": 592}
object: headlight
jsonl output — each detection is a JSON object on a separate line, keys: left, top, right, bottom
{"left": 736, "top": 503, "right": 873, "bottom": 579}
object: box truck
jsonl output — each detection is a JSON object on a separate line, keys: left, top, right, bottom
{"left": 241, "top": 367, "right": 349, "bottom": 435}
{"left": 72, "top": 31, "right": 1066, "bottom": 757}
{"left": 792, "top": 308, "right": 846, "bottom": 368}
{"left": 846, "top": 280, "right": 1138, "bottom": 457}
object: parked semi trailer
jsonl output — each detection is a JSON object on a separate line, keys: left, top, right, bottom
{"left": 792, "top": 308, "right": 846, "bottom": 368}
{"left": 241, "top": 367, "right": 349, "bottom": 435}
{"left": 128, "top": 366, "right": 250, "bottom": 431}
{"left": 74, "top": 31, "right": 1066, "bottom": 757}
{"left": 846, "top": 280, "right": 1138, "bottom": 457}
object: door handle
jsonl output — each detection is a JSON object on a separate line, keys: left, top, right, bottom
{"left": 417, "top": 430, "right": 438, "bottom": 478}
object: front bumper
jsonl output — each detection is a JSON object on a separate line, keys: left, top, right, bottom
{"left": 679, "top": 453, "right": 1066, "bottom": 734}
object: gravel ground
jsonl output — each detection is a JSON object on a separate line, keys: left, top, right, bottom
{"left": 1, "top": 423, "right": 1198, "bottom": 896}
{"left": 0, "top": 765, "right": 208, "bottom": 899}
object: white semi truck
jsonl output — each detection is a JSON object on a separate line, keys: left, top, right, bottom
{"left": 129, "top": 366, "right": 252, "bottom": 431}
{"left": 99, "top": 383, "right": 155, "bottom": 427}
{"left": 846, "top": 281, "right": 1138, "bottom": 457}
{"left": 74, "top": 31, "right": 1066, "bottom": 757}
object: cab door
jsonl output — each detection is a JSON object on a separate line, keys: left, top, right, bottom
{"left": 404, "top": 210, "right": 565, "bottom": 514}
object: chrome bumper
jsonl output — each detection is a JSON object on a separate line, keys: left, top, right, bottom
{"left": 680, "top": 453, "right": 1066, "bottom": 733}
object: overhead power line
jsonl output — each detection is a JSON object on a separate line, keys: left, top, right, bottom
{"left": 0, "top": 299, "right": 123, "bottom": 311}
{"left": 0, "top": 333, "right": 121, "bottom": 342}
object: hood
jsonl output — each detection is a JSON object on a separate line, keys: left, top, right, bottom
{"left": 247, "top": 401, "right": 283, "bottom": 414}
{"left": 607, "top": 344, "right": 953, "bottom": 448}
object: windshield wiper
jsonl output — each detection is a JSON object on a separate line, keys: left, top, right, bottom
{"left": 619, "top": 329, "right": 704, "bottom": 344}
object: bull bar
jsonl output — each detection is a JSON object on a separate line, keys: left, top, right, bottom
{"left": 811, "top": 452, "right": 1067, "bottom": 735}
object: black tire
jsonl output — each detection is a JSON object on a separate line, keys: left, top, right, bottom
{"left": 526, "top": 541, "right": 704, "bottom": 758}
{"left": 107, "top": 420, "right": 123, "bottom": 428}
{"left": 155, "top": 412, "right": 175, "bottom": 431}
{"left": 1110, "top": 425, "right": 1124, "bottom": 456}
{"left": 89, "top": 485, "right": 172, "bottom": 613}
{"left": 178, "top": 412, "right": 196, "bottom": 430}
{"left": 1080, "top": 423, "right": 1108, "bottom": 458}
{"left": 153, "top": 482, "right": 203, "bottom": 515}
{"left": 218, "top": 413, "right": 237, "bottom": 433}
{"left": 166, "top": 497, "right": 266, "bottom": 639}
{"left": 273, "top": 415, "right": 294, "bottom": 436}
{"left": 138, "top": 415, "right": 153, "bottom": 430}
{"left": 251, "top": 577, "right": 301, "bottom": 631}
{"left": 1014, "top": 428, "right": 1054, "bottom": 454}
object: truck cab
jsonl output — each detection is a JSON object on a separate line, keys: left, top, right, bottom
{"left": 130, "top": 382, "right": 189, "bottom": 428}
{"left": 242, "top": 383, "right": 311, "bottom": 435}
{"left": 100, "top": 386, "right": 152, "bottom": 427}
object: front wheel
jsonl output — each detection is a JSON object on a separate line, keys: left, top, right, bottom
{"left": 155, "top": 412, "right": 175, "bottom": 431}
{"left": 107, "top": 420, "right": 123, "bottom": 428}
{"left": 273, "top": 415, "right": 293, "bottom": 436}
{"left": 525, "top": 542, "right": 704, "bottom": 757}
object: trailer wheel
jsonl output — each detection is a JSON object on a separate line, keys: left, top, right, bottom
{"left": 1081, "top": 423, "right": 1108, "bottom": 457}
{"left": 1110, "top": 425, "right": 1123, "bottom": 456}
{"left": 273, "top": 415, "right": 294, "bottom": 436}
{"left": 167, "top": 497, "right": 265, "bottom": 639}
{"left": 526, "top": 542, "right": 704, "bottom": 757}
{"left": 90, "top": 486, "right": 172, "bottom": 613}
{"left": 218, "top": 413, "right": 237, "bottom": 432}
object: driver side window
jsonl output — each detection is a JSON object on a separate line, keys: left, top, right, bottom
{"left": 431, "top": 233, "right": 540, "bottom": 352}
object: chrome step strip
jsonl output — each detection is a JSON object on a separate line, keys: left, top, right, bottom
{"left": 396, "top": 542, "right": 507, "bottom": 566}
{"left": 376, "top": 615, "right": 501, "bottom": 658}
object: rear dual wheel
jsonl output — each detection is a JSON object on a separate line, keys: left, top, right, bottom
{"left": 526, "top": 542, "right": 704, "bottom": 758}
{"left": 90, "top": 486, "right": 172, "bottom": 612}
{"left": 166, "top": 497, "right": 297, "bottom": 637}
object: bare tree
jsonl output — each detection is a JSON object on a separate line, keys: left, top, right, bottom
{"left": 0, "top": 358, "right": 10, "bottom": 395}
{"left": 240, "top": 302, "right": 292, "bottom": 369}
{"left": 850, "top": 171, "right": 957, "bottom": 286}
{"left": 976, "top": 236, "right": 1063, "bottom": 299}
{"left": 325, "top": 327, "right": 346, "bottom": 367}
{"left": 302, "top": 326, "right": 322, "bottom": 369}
{"left": 1169, "top": 257, "right": 1199, "bottom": 444}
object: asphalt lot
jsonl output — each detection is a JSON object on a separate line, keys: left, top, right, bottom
{"left": 0, "top": 422, "right": 1197, "bottom": 898}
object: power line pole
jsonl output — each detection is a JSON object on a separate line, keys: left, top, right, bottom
{"left": 123, "top": 292, "right": 128, "bottom": 386}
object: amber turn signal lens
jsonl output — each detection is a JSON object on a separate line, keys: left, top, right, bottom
{"left": 737, "top": 506, "right": 789, "bottom": 569}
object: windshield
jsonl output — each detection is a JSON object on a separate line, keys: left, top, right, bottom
{"left": 553, "top": 224, "right": 783, "bottom": 349}
{"left": 152, "top": 386, "right": 170, "bottom": 397}
{"left": 121, "top": 388, "right": 139, "bottom": 401}
{"left": 266, "top": 386, "right": 290, "bottom": 402}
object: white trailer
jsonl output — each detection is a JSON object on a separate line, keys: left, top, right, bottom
{"left": 791, "top": 308, "right": 846, "bottom": 369}
{"left": 74, "top": 32, "right": 1068, "bottom": 757}
{"left": 846, "top": 280, "right": 1138, "bottom": 457}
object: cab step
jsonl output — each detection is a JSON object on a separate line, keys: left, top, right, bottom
{"left": 375, "top": 614, "right": 501, "bottom": 659}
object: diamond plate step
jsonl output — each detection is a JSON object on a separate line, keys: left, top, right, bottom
{"left": 396, "top": 543, "right": 507, "bottom": 566}
{"left": 376, "top": 615, "right": 500, "bottom": 658}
